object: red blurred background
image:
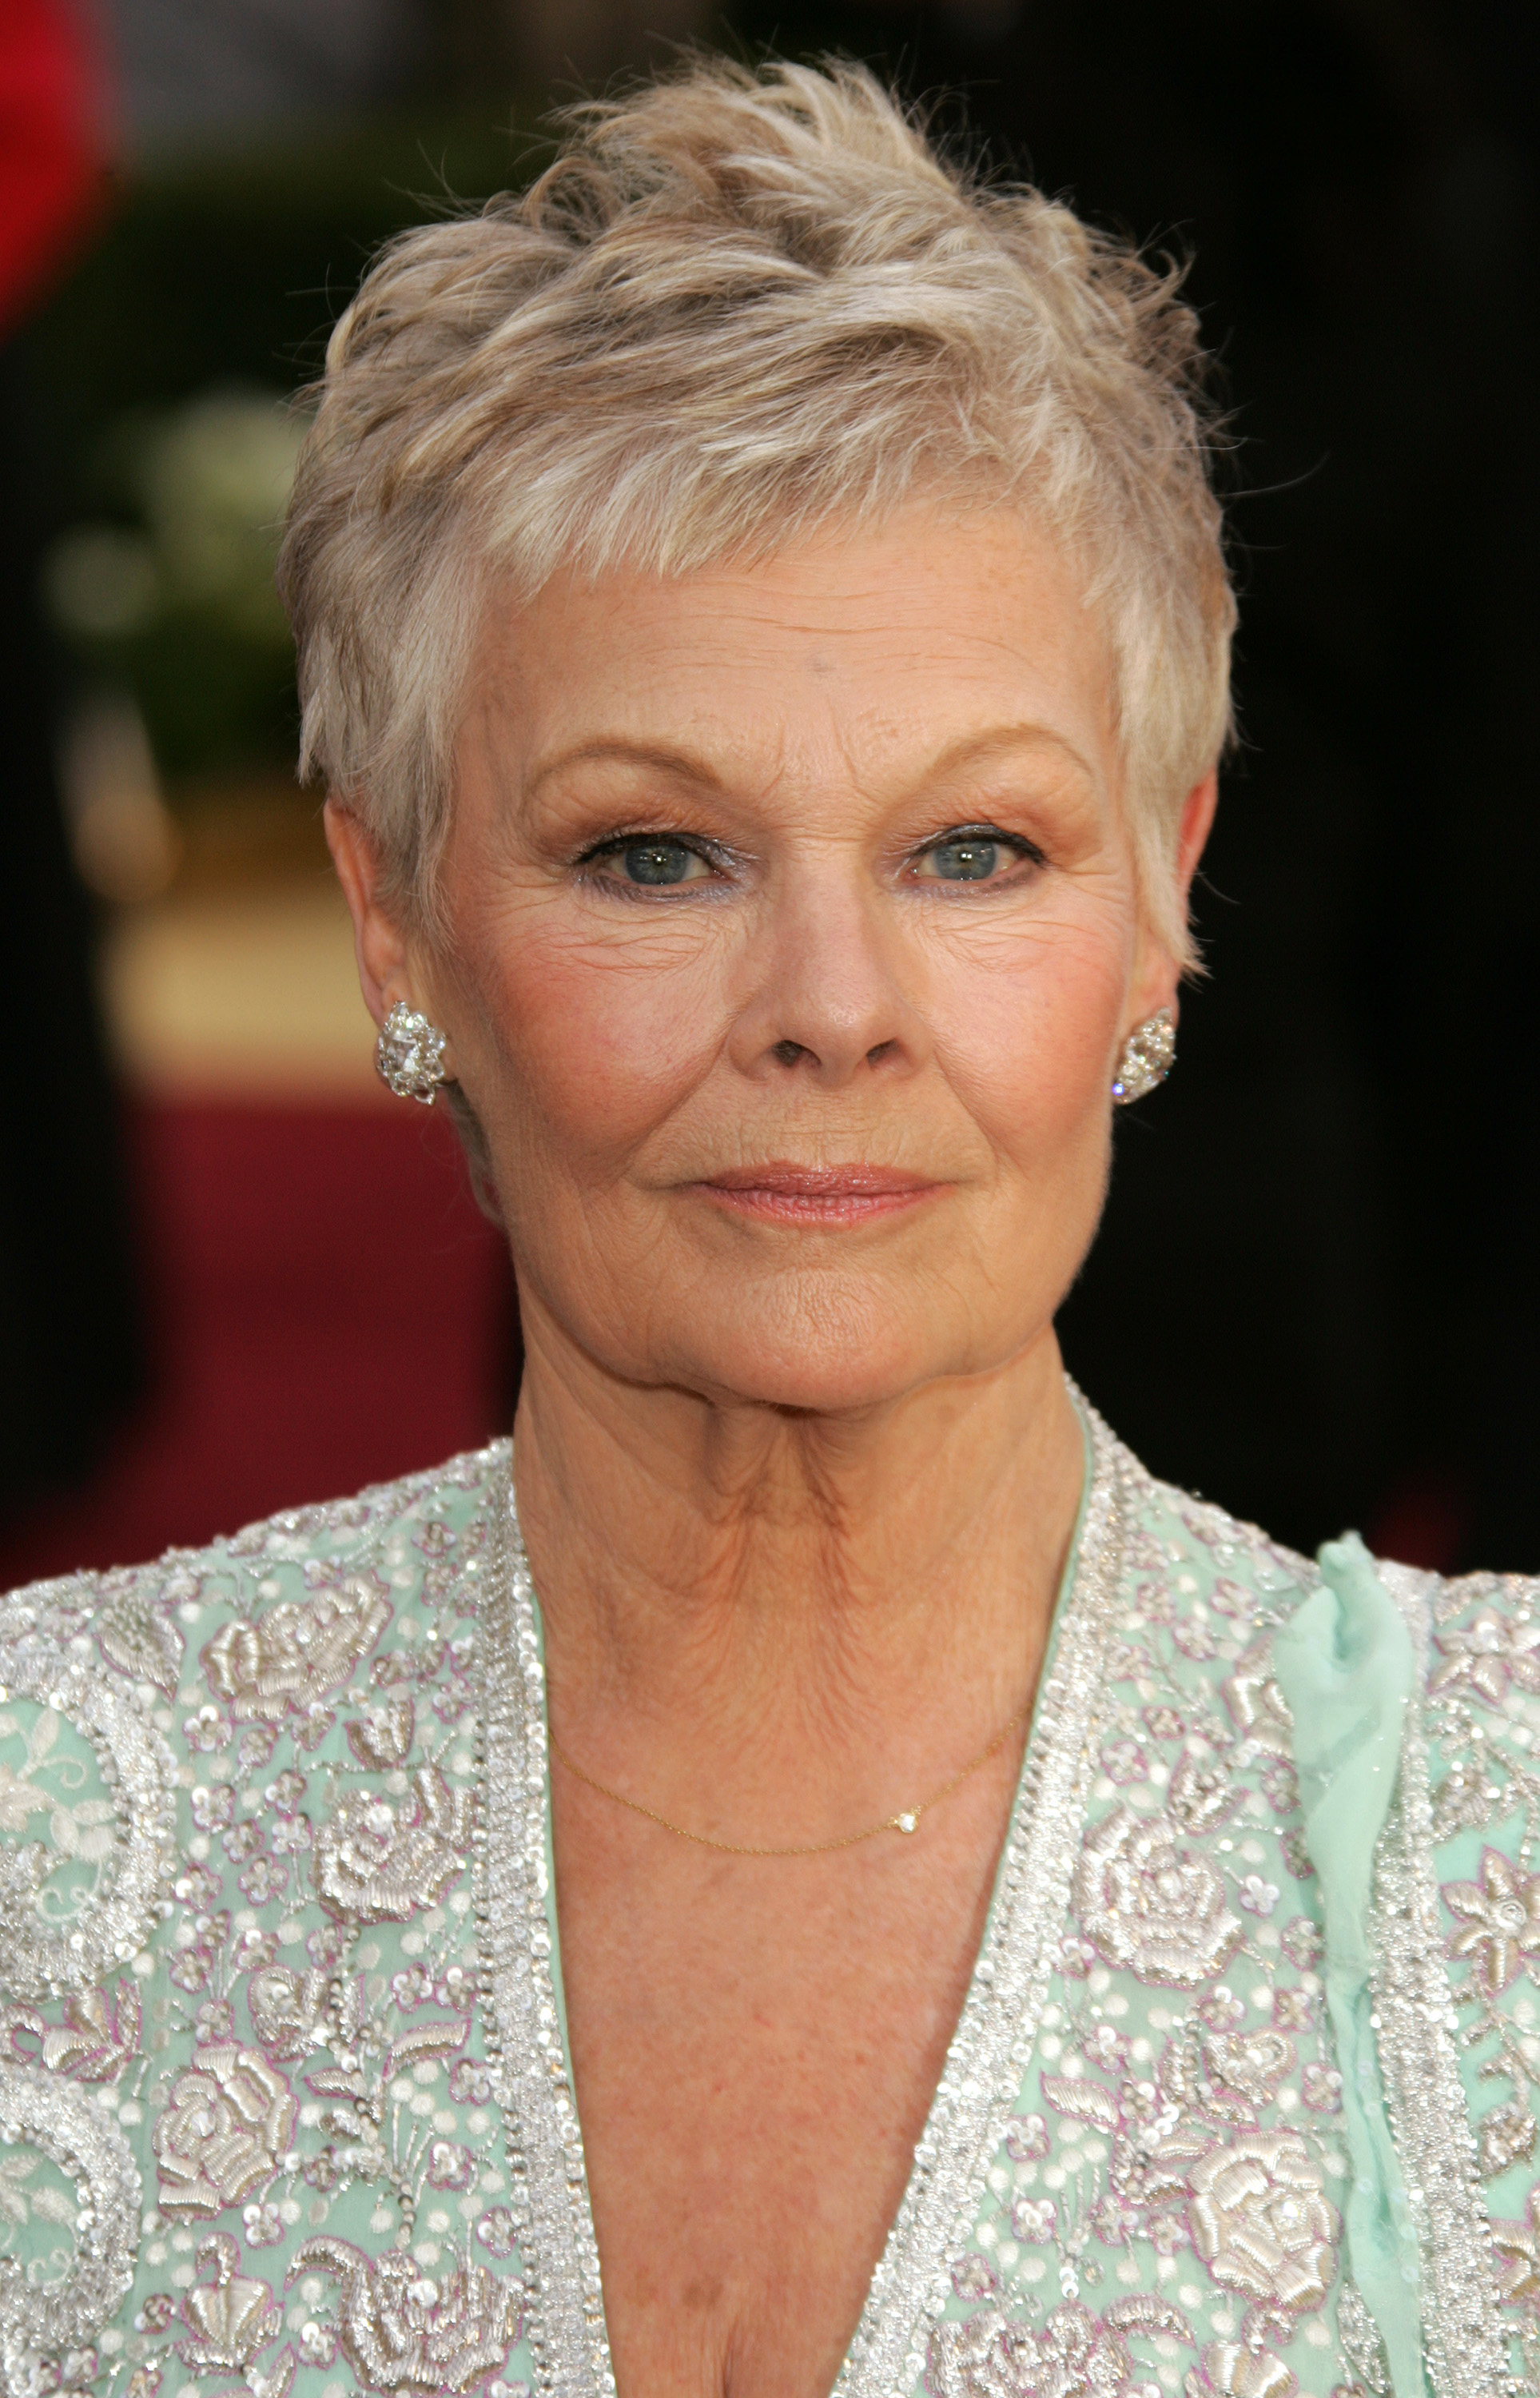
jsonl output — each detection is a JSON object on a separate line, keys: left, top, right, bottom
{"left": 0, "top": 1100, "right": 515, "bottom": 1583}
{"left": 0, "top": 0, "right": 519, "bottom": 1584}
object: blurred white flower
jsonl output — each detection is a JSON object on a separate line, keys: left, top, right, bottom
{"left": 138, "top": 385, "right": 308, "bottom": 637}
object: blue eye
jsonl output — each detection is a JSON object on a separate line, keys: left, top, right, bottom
{"left": 929, "top": 837, "right": 1001, "bottom": 882}
{"left": 620, "top": 840, "right": 694, "bottom": 884}
{"left": 582, "top": 832, "right": 720, "bottom": 892}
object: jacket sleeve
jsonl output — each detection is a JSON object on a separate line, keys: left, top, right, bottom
{"left": 0, "top": 1445, "right": 514, "bottom": 2398}
{"left": 1407, "top": 1559, "right": 1540, "bottom": 2392}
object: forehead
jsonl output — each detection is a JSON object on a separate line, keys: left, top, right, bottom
{"left": 471, "top": 507, "right": 1118, "bottom": 803}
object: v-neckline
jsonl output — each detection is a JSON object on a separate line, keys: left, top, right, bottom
{"left": 476, "top": 1396, "right": 1129, "bottom": 2398}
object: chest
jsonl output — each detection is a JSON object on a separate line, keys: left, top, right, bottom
{"left": 553, "top": 1810, "right": 1009, "bottom": 2398}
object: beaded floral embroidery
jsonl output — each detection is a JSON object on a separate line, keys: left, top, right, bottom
{"left": 917, "top": 1468, "right": 1366, "bottom": 2398}
{"left": 0, "top": 1429, "right": 1531, "bottom": 2398}
{"left": 0, "top": 1452, "right": 523, "bottom": 2398}
{"left": 1378, "top": 1563, "right": 1540, "bottom": 2396}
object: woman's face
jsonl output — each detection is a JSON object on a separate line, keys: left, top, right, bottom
{"left": 388, "top": 508, "right": 1210, "bottom": 1413}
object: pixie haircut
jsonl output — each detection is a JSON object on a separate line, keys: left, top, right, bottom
{"left": 280, "top": 57, "right": 1234, "bottom": 966}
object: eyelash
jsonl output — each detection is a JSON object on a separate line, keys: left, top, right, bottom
{"left": 573, "top": 823, "right": 1047, "bottom": 891}
{"left": 575, "top": 829, "right": 733, "bottom": 889}
{"left": 912, "top": 824, "right": 1047, "bottom": 878}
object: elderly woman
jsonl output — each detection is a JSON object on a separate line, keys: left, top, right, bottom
{"left": 1, "top": 58, "right": 1532, "bottom": 2398}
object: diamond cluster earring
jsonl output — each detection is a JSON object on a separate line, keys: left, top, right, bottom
{"left": 376, "top": 1001, "right": 452, "bottom": 1105}
{"left": 377, "top": 998, "right": 1172, "bottom": 1109}
{"left": 1111, "top": 1007, "right": 1176, "bottom": 1105}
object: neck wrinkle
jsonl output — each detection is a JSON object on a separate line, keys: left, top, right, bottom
{"left": 507, "top": 1307, "right": 1084, "bottom": 1814}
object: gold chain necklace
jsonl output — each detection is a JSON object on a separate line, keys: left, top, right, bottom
{"left": 545, "top": 1693, "right": 1034, "bottom": 1858}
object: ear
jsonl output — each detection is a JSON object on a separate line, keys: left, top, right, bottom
{"left": 1174, "top": 767, "right": 1219, "bottom": 912}
{"left": 1125, "top": 767, "right": 1220, "bottom": 1026}
{"left": 326, "top": 800, "right": 416, "bottom": 1030}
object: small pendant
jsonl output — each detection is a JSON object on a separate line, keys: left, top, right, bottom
{"left": 892, "top": 1811, "right": 919, "bottom": 1834}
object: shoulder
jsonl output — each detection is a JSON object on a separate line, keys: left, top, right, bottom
{"left": 0, "top": 1440, "right": 507, "bottom": 2006}
{"left": 1358, "top": 1551, "right": 1540, "bottom": 1932}
{"left": 1105, "top": 1438, "right": 1322, "bottom": 1753}
{"left": 1108, "top": 1443, "right": 1540, "bottom": 2381}
{"left": 1385, "top": 1558, "right": 1540, "bottom": 2363}
{"left": 0, "top": 1439, "right": 507, "bottom": 1703}
{"left": 1110, "top": 1439, "right": 1319, "bottom": 1612}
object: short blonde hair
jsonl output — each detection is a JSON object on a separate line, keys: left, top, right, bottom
{"left": 280, "top": 56, "right": 1233, "bottom": 965}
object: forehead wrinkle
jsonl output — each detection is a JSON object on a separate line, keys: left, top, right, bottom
{"left": 474, "top": 520, "right": 1116, "bottom": 830}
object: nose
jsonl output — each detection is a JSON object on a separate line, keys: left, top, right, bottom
{"left": 726, "top": 862, "right": 931, "bottom": 1089}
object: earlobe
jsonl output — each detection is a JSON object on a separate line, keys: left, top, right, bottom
{"left": 325, "top": 799, "right": 412, "bottom": 1029}
{"left": 1112, "top": 1006, "right": 1176, "bottom": 1105}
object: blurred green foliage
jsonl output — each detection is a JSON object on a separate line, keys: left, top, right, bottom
{"left": 30, "top": 106, "right": 547, "bottom": 789}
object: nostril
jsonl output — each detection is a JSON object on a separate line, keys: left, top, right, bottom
{"left": 773, "top": 1039, "right": 808, "bottom": 1067}
{"left": 866, "top": 1040, "right": 896, "bottom": 1066}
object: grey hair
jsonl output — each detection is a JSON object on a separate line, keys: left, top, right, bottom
{"left": 279, "top": 55, "right": 1234, "bottom": 966}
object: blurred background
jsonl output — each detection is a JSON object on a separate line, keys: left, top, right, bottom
{"left": 1, "top": 0, "right": 1534, "bottom": 1584}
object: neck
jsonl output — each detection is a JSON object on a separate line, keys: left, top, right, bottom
{"left": 510, "top": 1304, "right": 1086, "bottom": 1842}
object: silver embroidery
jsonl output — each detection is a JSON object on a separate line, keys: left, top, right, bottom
{"left": 1337, "top": 2279, "right": 1391, "bottom": 2395}
{"left": 927, "top": 2293, "right": 1192, "bottom": 2396}
{"left": 0, "top": 1639, "right": 177, "bottom": 2001}
{"left": 153, "top": 2041, "right": 298, "bottom": 2218}
{"left": 0, "top": 2061, "right": 141, "bottom": 2396}
{"left": 478, "top": 1454, "right": 612, "bottom": 2398}
{"left": 1369, "top": 1563, "right": 1514, "bottom": 2398}
{"left": 1431, "top": 1759, "right": 1499, "bottom": 1845}
{"left": 1205, "top": 2030, "right": 1295, "bottom": 2108}
{"left": 312, "top": 1767, "right": 473, "bottom": 1921}
{"left": 1184, "top": 2339, "right": 1298, "bottom": 2396}
{"left": 175, "top": 2231, "right": 284, "bottom": 2372}
{"left": 346, "top": 1696, "right": 416, "bottom": 1771}
{"left": 1186, "top": 2130, "right": 1339, "bottom": 2317}
{"left": 247, "top": 1963, "right": 337, "bottom": 2061}
{"left": 1428, "top": 1609, "right": 1540, "bottom": 1711}
{"left": 477, "top": 1404, "right": 1130, "bottom": 2398}
{"left": 94, "top": 1583, "right": 185, "bottom": 1696}
{"left": 288, "top": 2233, "right": 524, "bottom": 2393}
{"left": 201, "top": 1577, "right": 393, "bottom": 1720}
{"left": 1220, "top": 1641, "right": 1294, "bottom": 1759}
{"left": 4, "top": 1979, "right": 140, "bottom": 2081}
{"left": 1476, "top": 2102, "right": 1536, "bottom": 2182}
{"left": 1441, "top": 1851, "right": 1540, "bottom": 1994}
{"left": 1072, "top": 1804, "right": 1244, "bottom": 1987}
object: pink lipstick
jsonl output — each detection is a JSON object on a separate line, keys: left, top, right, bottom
{"left": 690, "top": 1162, "right": 941, "bottom": 1226}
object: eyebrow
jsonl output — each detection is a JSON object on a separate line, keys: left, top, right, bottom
{"left": 522, "top": 723, "right": 1096, "bottom": 804}
{"left": 523, "top": 738, "right": 726, "bottom": 803}
{"left": 917, "top": 723, "right": 1099, "bottom": 789}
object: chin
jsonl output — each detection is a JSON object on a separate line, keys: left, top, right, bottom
{"left": 646, "top": 1287, "right": 1015, "bottom": 1416}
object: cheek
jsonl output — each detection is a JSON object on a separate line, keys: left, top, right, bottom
{"left": 476, "top": 914, "right": 726, "bottom": 1180}
{"left": 925, "top": 905, "right": 1130, "bottom": 1166}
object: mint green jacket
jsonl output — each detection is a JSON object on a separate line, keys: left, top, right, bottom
{"left": 0, "top": 1405, "right": 1533, "bottom": 2398}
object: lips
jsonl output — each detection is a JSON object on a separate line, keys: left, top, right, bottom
{"left": 689, "top": 1161, "right": 941, "bottom": 1225}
